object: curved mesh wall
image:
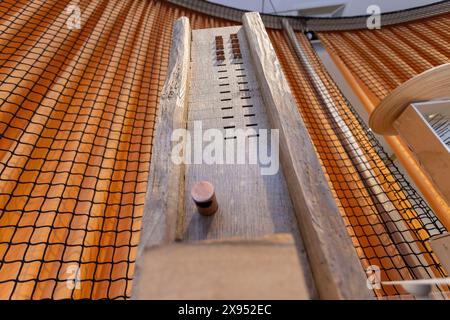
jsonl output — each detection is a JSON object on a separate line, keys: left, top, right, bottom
{"left": 268, "top": 29, "right": 448, "bottom": 298}
{"left": 0, "top": 0, "right": 448, "bottom": 299}
{"left": 0, "top": 0, "right": 234, "bottom": 299}
{"left": 319, "top": 13, "right": 450, "bottom": 100}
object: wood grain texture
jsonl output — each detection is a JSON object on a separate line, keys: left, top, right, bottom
{"left": 184, "top": 26, "right": 302, "bottom": 241}
{"left": 243, "top": 12, "right": 372, "bottom": 300}
{"left": 138, "top": 17, "right": 190, "bottom": 250}
{"left": 134, "top": 233, "right": 311, "bottom": 300}
{"left": 131, "top": 17, "right": 191, "bottom": 298}
{"left": 370, "top": 63, "right": 450, "bottom": 135}
{"left": 182, "top": 25, "right": 315, "bottom": 293}
{"left": 394, "top": 105, "right": 450, "bottom": 212}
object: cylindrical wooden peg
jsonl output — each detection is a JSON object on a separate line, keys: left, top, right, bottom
{"left": 191, "top": 181, "right": 218, "bottom": 216}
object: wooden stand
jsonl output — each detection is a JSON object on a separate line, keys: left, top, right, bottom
{"left": 369, "top": 64, "right": 450, "bottom": 227}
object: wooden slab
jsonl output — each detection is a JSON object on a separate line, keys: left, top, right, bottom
{"left": 138, "top": 17, "right": 190, "bottom": 249}
{"left": 243, "top": 12, "right": 372, "bottom": 299}
{"left": 134, "top": 233, "right": 310, "bottom": 300}
{"left": 134, "top": 20, "right": 315, "bottom": 298}
{"left": 182, "top": 25, "right": 315, "bottom": 292}
{"left": 369, "top": 63, "right": 450, "bottom": 135}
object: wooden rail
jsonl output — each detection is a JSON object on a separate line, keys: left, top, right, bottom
{"left": 136, "top": 17, "right": 191, "bottom": 251}
{"left": 243, "top": 12, "right": 372, "bottom": 299}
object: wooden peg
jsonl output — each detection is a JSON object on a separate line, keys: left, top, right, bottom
{"left": 191, "top": 181, "right": 218, "bottom": 216}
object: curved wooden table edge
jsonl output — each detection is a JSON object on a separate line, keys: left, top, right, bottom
{"left": 369, "top": 63, "right": 450, "bottom": 135}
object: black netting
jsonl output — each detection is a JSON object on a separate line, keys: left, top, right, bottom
{"left": 1, "top": 0, "right": 448, "bottom": 300}
{"left": 269, "top": 28, "right": 448, "bottom": 298}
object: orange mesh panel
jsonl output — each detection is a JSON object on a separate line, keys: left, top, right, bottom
{"left": 318, "top": 13, "right": 450, "bottom": 100}
{"left": 0, "top": 0, "right": 235, "bottom": 299}
{"left": 268, "top": 29, "right": 447, "bottom": 298}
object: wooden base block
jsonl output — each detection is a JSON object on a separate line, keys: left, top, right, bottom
{"left": 133, "top": 233, "right": 310, "bottom": 299}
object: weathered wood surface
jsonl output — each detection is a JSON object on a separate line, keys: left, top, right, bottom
{"left": 429, "top": 233, "right": 450, "bottom": 274}
{"left": 184, "top": 26, "right": 301, "bottom": 240}
{"left": 394, "top": 104, "right": 450, "bottom": 212}
{"left": 138, "top": 17, "right": 190, "bottom": 250}
{"left": 370, "top": 63, "right": 450, "bottom": 135}
{"left": 182, "top": 25, "right": 315, "bottom": 293}
{"left": 132, "top": 17, "right": 191, "bottom": 299}
{"left": 134, "top": 233, "right": 311, "bottom": 299}
{"left": 243, "top": 12, "right": 372, "bottom": 299}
